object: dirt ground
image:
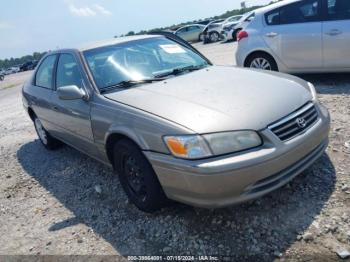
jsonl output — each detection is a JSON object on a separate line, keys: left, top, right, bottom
{"left": 0, "top": 42, "right": 349, "bottom": 261}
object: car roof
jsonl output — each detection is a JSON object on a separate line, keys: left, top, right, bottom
{"left": 78, "top": 34, "right": 160, "bottom": 52}
{"left": 183, "top": 24, "right": 205, "bottom": 28}
{"left": 254, "top": 0, "right": 301, "bottom": 14}
{"left": 226, "top": 15, "right": 243, "bottom": 19}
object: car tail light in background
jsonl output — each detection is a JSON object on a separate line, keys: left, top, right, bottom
{"left": 237, "top": 31, "right": 248, "bottom": 42}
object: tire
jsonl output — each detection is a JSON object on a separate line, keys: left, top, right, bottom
{"left": 245, "top": 52, "right": 278, "bottom": 71}
{"left": 0, "top": 75, "right": 4, "bottom": 81}
{"left": 232, "top": 29, "right": 241, "bottom": 42}
{"left": 113, "top": 139, "right": 168, "bottom": 212}
{"left": 33, "top": 116, "right": 62, "bottom": 150}
{"left": 209, "top": 31, "right": 220, "bottom": 43}
{"left": 198, "top": 33, "right": 204, "bottom": 42}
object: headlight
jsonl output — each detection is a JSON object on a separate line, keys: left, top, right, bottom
{"left": 307, "top": 82, "right": 317, "bottom": 101}
{"left": 164, "top": 131, "right": 262, "bottom": 159}
{"left": 163, "top": 135, "right": 212, "bottom": 159}
{"left": 223, "top": 25, "right": 234, "bottom": 31}
{"left": 203, "top": 131, "right": 262, "bottom": 156}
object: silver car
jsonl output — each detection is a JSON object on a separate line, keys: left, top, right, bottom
{"left": 236, "top": 0, "right": 350, "bottom": 73}
{"left": 174, "top": 24, "right": 206, "bottom": 42}
{"left": 22, "top": 34, "right": 330, "bottom": 212}
{"left": 221, "top": 12, "right": 254, "bottom": 41}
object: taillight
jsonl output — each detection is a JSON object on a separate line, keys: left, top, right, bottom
{"left": 237, "top": 31, "right": 248, "bottom": 42}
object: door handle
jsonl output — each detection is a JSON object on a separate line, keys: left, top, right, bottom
{"left": 325, "top": 29, "right": 342, "bottom": 36}
{"left": 266, "top": 32, "right": 278, "bottom": 37}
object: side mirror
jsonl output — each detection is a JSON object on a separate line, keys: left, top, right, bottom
{"left": 57, "top": 85, "right": 86, "bottom": 100}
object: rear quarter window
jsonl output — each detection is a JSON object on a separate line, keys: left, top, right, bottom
{"left": 327, "top": 0, "right": 350, "bottom": 20}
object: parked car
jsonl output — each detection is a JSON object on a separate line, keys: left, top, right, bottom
{"left": 12, "top": 66, "right": 20, "bottom": 73}
{"left": 236, "top": 0, "right": 350, "bottom": 73}
{"left": 174, "top": 24, "right": 206, "bottom": 42}
{"left": 221, "top": 12, "right": 255, "bottom": 42}
{"left": 22, "top": 34, "right": 330, "bottom": 212}
{"left": 4, "top": 67, "right": 18, "bottom": 75}
{"left": 195, "top": 19, "right": 214, "bottom": 26}
{"left": 20, "top": 60, "right": 39, "bottom": 71}
{"left": 222, "top": 15, "right": 243, "bottom": 25}
{"left": 202, "top": 19, "right": 225, "bottom": 43}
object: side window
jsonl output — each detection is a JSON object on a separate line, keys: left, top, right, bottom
{"left": 267, "top": 0, "right": 321, "bottom": 25}
{"left": 56, "top": 54, "right": 83, "bottom": 88}
{"left": 266, "top": 9, "right": 280, "bottom": 25}
{"left": 35, "top": 55, "right": 57, "bottom": 89}
{"left": 327, "top": 0, "right": 350, "bottom": 20}
{"left": 188, "top": 26, "right": 198, "bottom": 32}
{"left": 280, "top": 0, "right": 320, "bottom": 24}
{"left": 177, "top": 27, "right": 188, "bottom": 34}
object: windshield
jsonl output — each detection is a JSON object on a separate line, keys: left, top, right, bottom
{"left": 83, "top": 37, "right": 209, "bottom": 90}
{"left": 240, "top": 12, "right": 255, "bottom": 23}
{"left": 224, "top": 15, "right": 242, "bottom": 24}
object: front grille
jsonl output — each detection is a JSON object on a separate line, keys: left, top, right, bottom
{"left": 268, "top": 103, "right": 319, "bottom": 141}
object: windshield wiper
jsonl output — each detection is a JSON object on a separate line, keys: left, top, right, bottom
{"left": 100, "top": 78, "right": 165, "bottom": 93}
{"left": 154, "top": 64, "right": 208, "bottom": 78}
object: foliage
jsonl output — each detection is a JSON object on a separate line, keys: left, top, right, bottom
{"left": 0, "top": 52, "right": 47, "bottom": 70}
{"left": 119, "top": 4, "right": 266, "bottom": 37}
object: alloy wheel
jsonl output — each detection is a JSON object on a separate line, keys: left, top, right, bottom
{"left": 210, "top": 32, "right": 219, "bottom": 42}
{"left": 34, "top": 118, "right": 48, "bottom": 145}
{"left": 250, "top": 58, "right": 272, "bottom": 70}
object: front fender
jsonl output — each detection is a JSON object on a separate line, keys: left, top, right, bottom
{"left": 104, "top": 125, "right": 150, "bottom": 151}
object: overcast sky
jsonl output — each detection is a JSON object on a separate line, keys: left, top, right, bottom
{"left": 0, "top": 0, "right": 270, "bottom": 59}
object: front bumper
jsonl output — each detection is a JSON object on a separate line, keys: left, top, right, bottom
{"left": 221, "top": 30, "right": 231, "bottom": 41}
{"left": 144, "top": 103, "right": 330, "bottom": 208}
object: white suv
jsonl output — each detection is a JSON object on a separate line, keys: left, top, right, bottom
{"left": 236, "top": 0, "right": 350, "bottom": 73}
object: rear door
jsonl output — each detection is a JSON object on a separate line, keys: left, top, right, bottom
{"left": 187, "top": 26, "right": 201, "bottom": 42}
{"left": 263, "top": 0, "right": 323, "bottom": 70}
{"left": 30, "top": 54, "right": 58, "bottom": 133}
{"left": 322, "top": 0, "right": 350, "bottom": 68}
{"left": 175, "top": 27, "right": 190, "bottom": 42}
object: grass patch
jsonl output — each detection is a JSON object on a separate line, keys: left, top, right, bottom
{"left": 1, "top": 84, "right": 18, "bottom": 90}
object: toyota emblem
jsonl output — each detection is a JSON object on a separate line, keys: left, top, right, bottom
{"left": 296, "top": 117, "right": 307, "bottom": 128}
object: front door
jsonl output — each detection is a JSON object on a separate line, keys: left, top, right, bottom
{"left": 263, "top": 0, "right": 323, "bottom": 70}
{"left": 322, "top": 0, "right": 350, "bottom": 68}
{"left": 50, "top": 53, "right": 95, "bottom": 155}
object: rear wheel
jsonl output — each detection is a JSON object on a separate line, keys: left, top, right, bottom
{"left": 33, "top": 116, "right": 62, "bottom": 150}
{"left": 245, "top": 52, "right": 278, "bottom": 71}
{"left": 114, "top": 139, "right": 168, "bottom": 212}
{"left": 209, "top": 31, "right": 220, "bottom": 43}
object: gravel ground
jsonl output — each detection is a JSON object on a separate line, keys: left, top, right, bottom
{"left": 0, "top": 42, "right": 349, "bottom": 261}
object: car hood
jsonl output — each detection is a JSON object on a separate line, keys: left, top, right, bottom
{"left": 223, "top": 21, "right": 239, "bottom": 28}
{"left": 104, "top": 66, "right": 312, "bottom": 134}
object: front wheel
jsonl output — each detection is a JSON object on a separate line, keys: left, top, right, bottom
{"left": 198, "top": 33, "right": 204, "bottom": 42}
{"left": 0, "top": 75, "right": 4, "bottom": 81}
{"left": 245, "top": 53, "right": 278, "bottom": 71}
{"left": 33, "top": 116, "right": 62, "bottom": 150}
{"left": 232, "top": 29, "right": 241, "bottom": 42}
{"left": 114, "top": 139, "right": 168, "bottom": 212}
